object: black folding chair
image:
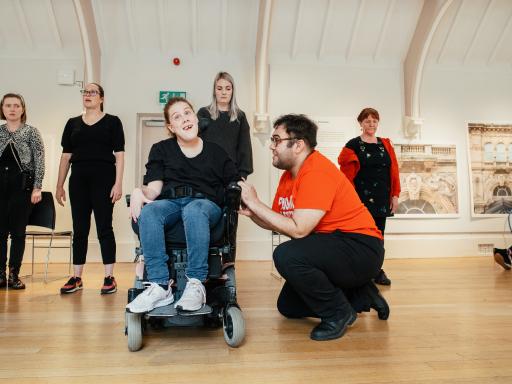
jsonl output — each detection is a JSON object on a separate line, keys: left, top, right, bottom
{"left": 25, "top": 191, "right": 72, "bottom": 282}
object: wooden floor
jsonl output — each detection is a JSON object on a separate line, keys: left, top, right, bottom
{"left": 1, "top": 257, "right": 512, "bottom": 383}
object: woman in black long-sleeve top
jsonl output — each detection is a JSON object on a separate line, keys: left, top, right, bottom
{"left": 0, "top": 93, "right": 45, "bottom": 289}
{"left": 197, "top": 72, "right": 253, "bottom": 178}
{"left": 56, "top": 83, "right": 125, "bottom": 295}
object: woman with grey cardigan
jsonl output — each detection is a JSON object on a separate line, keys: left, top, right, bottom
{"left": 0, "top": 93, "right": 45, "bottom": 289}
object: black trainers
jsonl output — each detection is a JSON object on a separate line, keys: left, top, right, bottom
{"left": 374, "top": 269, "right": 391, "bottom": 286}
{"left": 101, "top": 276, "right": 117, "bottom": 294}
{"left": 60, "top": 276, "right": 83, "bottom": 294}
{"left": 7, "top": 271, "right": 25, "bottom": 290}
{"left": 493, "top": 248, "right": 511, "bottom": 270}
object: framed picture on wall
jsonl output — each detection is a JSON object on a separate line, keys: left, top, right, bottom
{"left": 394, "top": 143, "right": 459, "bottom": 218}
{"left": 467, "top": 123, "right": 512, "bottom": 216}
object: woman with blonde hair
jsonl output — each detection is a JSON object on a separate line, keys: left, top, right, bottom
{"left": 197, "top": 72, "right": 253, "bottom": 178}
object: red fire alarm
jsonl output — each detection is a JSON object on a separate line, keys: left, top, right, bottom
{"left": 173, "top": 57, "right": 180, "bottom": 66}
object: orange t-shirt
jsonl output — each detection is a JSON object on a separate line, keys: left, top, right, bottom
{"left": 272, "top": 151, "right": 383, "bottom": 239}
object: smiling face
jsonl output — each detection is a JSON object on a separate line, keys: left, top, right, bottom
{"left": 360, "top": 115, "right": 379, "bottom": 137}
{"left": 215, "top": 78, "right": 233, "bottom": 107}
{"left": 1, "top": 96, "right": 24, "bottom": 124}
{"left": 166, "top": 101, "right": 199, "bottom": 142}
{"left": 81, "top": 83, "right": 104, "bottom": 111}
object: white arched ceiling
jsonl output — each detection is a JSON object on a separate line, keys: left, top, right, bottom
{"left": 1, "top": 0, "right": 512, "bottom": 116}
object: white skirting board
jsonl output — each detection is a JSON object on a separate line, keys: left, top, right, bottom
{"left": 24, "top": 232, "right": 512, "bottom": 263}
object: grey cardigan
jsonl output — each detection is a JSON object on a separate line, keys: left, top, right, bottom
{"left": 0, "top": 123, "right": 45, "bottom": 189}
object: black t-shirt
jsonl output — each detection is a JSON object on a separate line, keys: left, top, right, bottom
{"left": 61, "top": 114, "right": 125, "bottom": 164}
{"left": 0, "top": 143, "right": 19, "bottom": 168}
{"left": 143, "top": 138, "right": 240, "bottom": 206}
{"left": 345, "top": 137, "right": 391, "bottom": 217}
{"left": 197, "top": 107, "right": 253, "bottom": 178}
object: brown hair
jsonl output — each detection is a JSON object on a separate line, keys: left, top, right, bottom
{"left": 357, "top": 107, "right": 380, "bottom": 123}
{"left": 88, "top": 83, "right": 105, "bottom": 112}
{"left": 163, "top": 97, "right": 196, "bottom": 137}
{"left": 0, "top": 93, "right": 26, "bottom": 123}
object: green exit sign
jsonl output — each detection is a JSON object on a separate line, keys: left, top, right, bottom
{"left": 159, "top": 91, "right": 187, "bottom": 104}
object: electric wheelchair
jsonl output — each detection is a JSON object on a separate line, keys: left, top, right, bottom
{"left": 124, "top": 183, "right": 245, "bottom": 351}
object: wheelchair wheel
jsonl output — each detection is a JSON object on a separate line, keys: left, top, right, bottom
{"left": 223, "top": 306, "right": 245, "bottom": 348}
{"left": 126, "top": 312, "right": 143, "bottom": 352}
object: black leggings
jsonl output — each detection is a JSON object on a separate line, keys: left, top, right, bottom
{"left": 274, "top": 231, "right": 384, "bottom": 320}
{"left": 69, "top": 164, "right": 116, "bottom": 265}
{"left": 0, "top": 167, "right": 32, "bottom": 273}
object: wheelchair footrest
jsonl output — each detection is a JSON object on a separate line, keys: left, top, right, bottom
{"left": 146, "top": 304, "right": 212, "bottom": 317}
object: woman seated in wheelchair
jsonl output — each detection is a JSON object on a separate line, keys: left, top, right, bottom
{"left": 127, "top": 97, "right": 239, "bottom": 313}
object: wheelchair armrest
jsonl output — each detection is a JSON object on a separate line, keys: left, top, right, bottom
{"left": 224, "top": 182, "right": 241, "bottom": 212}
{"left": 125, "top": 194, "right": 131, "bottom": 207}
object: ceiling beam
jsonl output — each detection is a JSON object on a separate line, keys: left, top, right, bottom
{"left": 290, "top": 0, "right": 303, "bottom": 59}
{"left": 254, "top": 0, "right": 274, "bottom": 133}
{"left": 191, "top": 0, "right": 198, "bottom": 55}
{"left": 317, "top": 0, "right": 333, "bottom": 60}
{"left": 73, "top": 0, "right": 101, "bottom": 83}
{"left": 91, "top": 0, "right": 106, "bottom": 53}
{"left": 487, "top": 9, "right": 512, "bottom": 65}
{"left": 373, "top": 0, "right": 395, "bottom": 62}
{"left": 403, "top": 0, "right": 454, "bottom": 125}
{"left": 157, "top": 0, "right": 166, "bottom": 53}
{"left": 125, "top": 0, "right": 137, "bottom": 51}
{"left": 46, "top": 0, "right": 62, "bottom": 49}
{"left": 436, "top": 0, "right": 463, "bottom": 63}
{"left": 346, "top": 0, "right": 365, "bottom": 61}
{"left": 463, "top": 0, "right": 493, "bottom": 64}
{"left": 13, "top": 0, "right": 33, "bottom": 48}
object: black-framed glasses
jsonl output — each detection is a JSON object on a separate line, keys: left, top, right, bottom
{"left": 80, "top": 90, "right": 100, "bottom": 96}
{"left": 270, "top": 135, "right": 298, "bottom": 146}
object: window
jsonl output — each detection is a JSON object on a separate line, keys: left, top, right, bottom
{"left": 496, "top": 143, "right": 506, "bottom": 162}
{"left": 493, "top": 186, "right": 511, "bottom": 197}
{"left": 397, "top": 199, "right": 436, "bottom": 214}
{"left": 484, "top": 142, "right": 493, "bottom": 162}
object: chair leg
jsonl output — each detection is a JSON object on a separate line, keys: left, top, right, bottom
{"left": 68, "top": 235, "right": 72, "bottom": 275}
{"left": 44, "top": 234, "right": 55, "bottom": 284}
{"left": 30, "top": 236, "right": 33, "bottom": 276}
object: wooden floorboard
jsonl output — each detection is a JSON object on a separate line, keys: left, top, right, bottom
{"left": 1, "top": 257, "right": 512, "bottom": 383}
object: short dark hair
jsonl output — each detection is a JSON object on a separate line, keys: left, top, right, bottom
{"left": 0, "top": 93, "right": 26, "bottom": 123}
{"left": 273, "top": 114, "right": 317, "bottom": 149}
{"left": 357, "top": 107, "right": 380, "bottom": 123}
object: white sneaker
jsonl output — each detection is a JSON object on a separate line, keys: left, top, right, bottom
{"left": 126, "top": 282, "right": 174, "bottom": 313}
{"left": 174, "top": 278, "right": 206, "bottom": 311}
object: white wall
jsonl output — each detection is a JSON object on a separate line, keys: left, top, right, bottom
{"left": 3, "top": 56, "right": 512, "bottom": 262}
{"left": 101, "top": 52, "right": 274, "bottom": 261}
{"left": 264, "top": 63, "right": 512, "bottom": 259}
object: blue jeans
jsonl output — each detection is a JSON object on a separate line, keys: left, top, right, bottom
{"left": 138, "top": 197, "right": 222, "bottom": 284}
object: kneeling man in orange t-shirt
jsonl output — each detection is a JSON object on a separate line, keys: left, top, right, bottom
{"left": 238, "top": 114, "right": 389, "bottom": 341}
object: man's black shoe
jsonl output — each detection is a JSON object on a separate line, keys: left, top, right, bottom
{"left": 493, "top": 248, "right": 511, "bottom": 270}
{"left": 374, "top": 269, "right": 391, "bottom": 286}
{"left": 368, "top": 282, "right": 390, "bottom": 320}
{"left": 310, "top": 310, "right": 357, "bottom": 341}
